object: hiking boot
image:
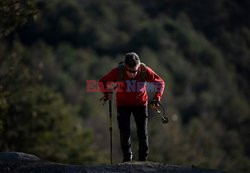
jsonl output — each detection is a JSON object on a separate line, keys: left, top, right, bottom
{"left": 138, "top": 155, "right": 147, "bottom": 161}
{"left": 123, "top": 155, "right": 133, "bottom": 162}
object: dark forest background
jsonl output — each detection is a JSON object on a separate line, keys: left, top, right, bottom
{"left": 0, "top": 0, "right": 250, "bottom": 172}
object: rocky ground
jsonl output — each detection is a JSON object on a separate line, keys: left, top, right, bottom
{"left": 0, "top": 152, "right": 225, "bottom": 173}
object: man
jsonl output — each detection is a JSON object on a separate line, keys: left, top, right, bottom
{"left": 99, "top": 52, "right": 165, "bottom": 162}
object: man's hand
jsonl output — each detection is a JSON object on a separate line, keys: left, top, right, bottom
{"left": 150, "top": 99, "right": 161, "bottom": 113}
{"left": 150, "top": 99, "right": 160, "bottom": 108}
{"left": 100, "top": 92, "right": 113, "bottom": 105}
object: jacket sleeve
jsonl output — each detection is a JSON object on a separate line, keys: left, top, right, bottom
{"left": 98, "top": 67, "right": 119, "bottom": 96}
{"left": 146, "top": 67, "right": 165, "bottom": 101}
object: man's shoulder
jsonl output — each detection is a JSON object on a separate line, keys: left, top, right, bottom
{"left": 143, "top": 65, "right": 152, "bottom": 73}
{"left": 111, "top": 67, "right": 120, "bottom": 73}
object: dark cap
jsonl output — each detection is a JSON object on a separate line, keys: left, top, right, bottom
{"left": 125, "top": 52, "right": 140, "bottom": 68}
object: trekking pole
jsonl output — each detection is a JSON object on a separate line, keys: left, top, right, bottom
{"left": 109, "top": 96, "right": 113, "bottom": 165}
{"left": 100, "top": 93, "right": 113, "bottom": 165}
{"left": 150, "top": 100, "right": 169, "bottom": 124}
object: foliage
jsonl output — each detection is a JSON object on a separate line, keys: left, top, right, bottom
{"left": 0, "top": 41, "right": 96, "bottom": 164}
{"left": 0, "top": 0, "right": 37, "bottom": 37}
{"left": 0, "top": 0, "right": 249, "bottom": 171}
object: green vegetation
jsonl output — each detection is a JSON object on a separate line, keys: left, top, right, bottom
{"left": 0, "top": 0, "right": 36, "bottom": 37}
{"left": 0, "top": 0, "right": 249, "bottom": 172}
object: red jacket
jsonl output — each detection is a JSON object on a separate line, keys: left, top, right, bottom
{"left": 99, "top": 65, "right": 165, "bottom": 106}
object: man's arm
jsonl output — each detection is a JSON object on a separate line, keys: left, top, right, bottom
{"left": 146, "top": 67, "right": 165, "bottom": 102}
{"left": 98, "top": 67, "right": 119, "bottom": 96}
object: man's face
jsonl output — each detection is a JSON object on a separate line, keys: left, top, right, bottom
{"left": 125, "top": 64, "right": 140, "bottom": 78}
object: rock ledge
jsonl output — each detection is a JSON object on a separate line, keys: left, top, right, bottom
{"left": 0, "top": 152, "right": 224, "bottom": 173}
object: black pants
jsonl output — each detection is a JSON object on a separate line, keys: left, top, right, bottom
{"left": 117, "top": 106, "right": 149, "bottom": 160}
